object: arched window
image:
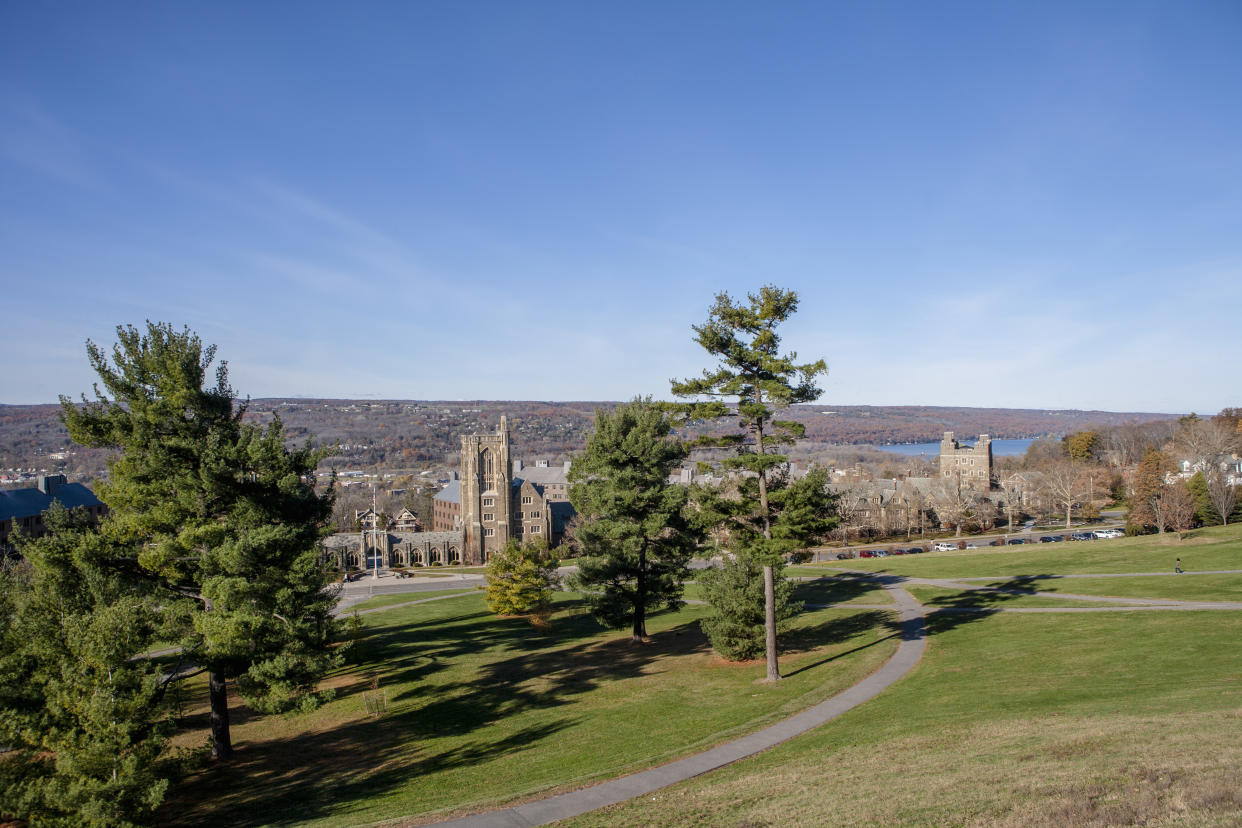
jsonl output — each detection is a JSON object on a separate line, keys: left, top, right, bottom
{"left": 413, "top": 550, "right": 424, "bottom": 565}
{"left": 430, "top": 548, "right": 442, "bottom": 564}
{"left": 479, "top": 448, "right": 494, "bottom": 491}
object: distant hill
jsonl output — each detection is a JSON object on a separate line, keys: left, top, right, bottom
{"left": 1, "top": 399, "right": 1175, "bottom": 479}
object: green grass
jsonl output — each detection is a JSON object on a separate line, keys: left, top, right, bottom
{"left": 975, "top": 573, "right": 1242, "bottom": 604}
{"left": 684, "top": 575, "right": 894, "bottom": 606}
{"left": 159, "top": 592, "right": 900, "bottom": 827}
{"left": 564, "top": 610, "right": 1242, "bottom": 826}
{"left": 904, "top": 585, "right": 1130, "bottom": 609}
{"left": 346, "top": 589, "right": 479, "bottom": 611}
{"left": 813, "top": 523, "right": 1242, "bottom": 578}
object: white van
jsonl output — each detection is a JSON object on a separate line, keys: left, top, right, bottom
{"left": 1094, "top": 529, "right": 1123, "bottom": 539}
{"left": 934, "top": 542, "right": 956, "bottom": 552}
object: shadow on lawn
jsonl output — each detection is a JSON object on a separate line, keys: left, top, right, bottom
{"left": 914, "top": 574, "right": 1054, "bottom": 635}
{"left": 160, "top": 713, "right": 576, "bottom": 827}
{"left": 790, "top": 573, "right": 882, "bottom": 605}
{"left": 159, "top": 598, "right": 703, "bottom": 826}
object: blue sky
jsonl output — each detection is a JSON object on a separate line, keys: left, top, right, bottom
{"left": 2, "top": 1, "right": 1239, "bottom": 413}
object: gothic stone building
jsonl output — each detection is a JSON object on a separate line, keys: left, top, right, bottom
{"left": 445, "top": 416, "right": 573, "bottom": 564}
{"left": 326, "top": 417, "right": 575, "bottom": 570}
{"left": 937, "top": 432, "right": 995, "bottom": 491}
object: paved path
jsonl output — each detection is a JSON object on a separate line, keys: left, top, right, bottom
{"left": 422, "top": 580, "right": 927, "bottom": 828}
{"left": 344, "top": 566, "right": 1241, "bottom": 827}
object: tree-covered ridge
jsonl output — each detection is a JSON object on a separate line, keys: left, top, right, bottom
{"left": 1, "top": 399, "right": 1177, "bottom": 481}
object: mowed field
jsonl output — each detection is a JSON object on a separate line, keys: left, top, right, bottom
{"left": 157, "top": 582, "right": 900, "bottom": 826}
{"left": 567, "top": 525, "right": 1242, "bottom": 827}
{"left": 160, "top": 524, "right": 1242, "bottom": 827}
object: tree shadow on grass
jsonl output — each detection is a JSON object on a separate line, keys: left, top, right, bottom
{"left": 782, "top": 610, "right": 901, "bottom": 678}
{"left": 388, "top": 618, "right": 710, "bottom": 741}
{"left": 161, "top": 602, "right": 710, "bottom": 826}
{"left": 791, "top": 573, "right": 888, "bottom": 605}
{"left": 916, "top": 574, "right": 1051, "bottom": 635}
{"left": 159, "top": 714, "right": 577, "bottom": 827}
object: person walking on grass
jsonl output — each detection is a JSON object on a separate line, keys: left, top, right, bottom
{"left": 1175, "top": 557, "right": 1183, "bottom": 574}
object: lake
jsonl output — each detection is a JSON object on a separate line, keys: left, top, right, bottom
{"left": 868, "top": 437, "right": 1041, "bottom": 458}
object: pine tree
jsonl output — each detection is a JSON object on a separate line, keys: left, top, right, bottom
{"left": 0, "top": 507, "right": 172, "bottom": 826}
{"left": 671, "top": 286, "right": 834, "bottom": 680}
{"left": 568, "top": 400, "right": 698, "bottom": 643}
{"left": 59, "top": 323, "right": 337, "bottom": 761}
{"left": 484, "top": 538, "right": 559, "bottom": 616}
{"left": 697, "top": 552, "right": 799, "bottom": 662}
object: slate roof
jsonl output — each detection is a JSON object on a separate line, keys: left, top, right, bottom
{"left": 0, "top": 483, "right": 104, "bottom": 522}
{"left": 513, "top": 465, "right": 569, "bottom": 486}
{"left": 433, "top": 479, "right": 461, "bottom": 504}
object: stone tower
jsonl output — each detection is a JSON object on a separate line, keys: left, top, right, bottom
{"left": 937, "top": 432, "right": 995, "bottom": 491}
{"left": 460, "top": 416, "right": 513, "bottom": 564}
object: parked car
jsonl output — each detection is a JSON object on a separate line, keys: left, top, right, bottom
{"left": 934, "top": 542, "right": 956, "bottom": 552}
{"left": 1007, "top": 538, "right": 1026, "bottom": 545}
{"left": 859, "top": 550, "right": 876, "bottom": 558}
{"left": 836, "top": 551, "right": 855, "bottom": 560}
{"left": 1048, "top": 535, "right": 1065, "bottom": 542}
{"left": 1039, "top": 536, "right": 1055, "bottom": 543}
{"left": 1069, "top": 532, "right": 1093, "bottom": 541}
{"left": 889, "top": 548, "right": 906, "bottom": 555}
{"left": 965, "top": 542, "right": 981, "bottom": 549}
{"left": 907, "top": 547, "right": 925, "bottom": 554}
{"left": 1094, "top": 529, "right": 1124, "bottom": 539}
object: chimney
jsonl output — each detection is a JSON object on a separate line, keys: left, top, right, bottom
{"left": 37, "top": 474, "right": 66, "bottom": 496}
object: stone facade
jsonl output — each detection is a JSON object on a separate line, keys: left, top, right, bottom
{"left": 460, "top": 417, "right": 515, "bottom": 564}
{"left": 322, "top": 530, "right": 462, "bottom": 570}
{"left": 327, "top": 417, "right": 576, "bottom": 570}
{"left": 937, "top": 432, "right": 995, "bottom": 491}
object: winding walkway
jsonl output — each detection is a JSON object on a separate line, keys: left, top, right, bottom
{"left": 366, "top": 568, "right": 1242, "bottom": 827}
{"left": 422, "top": 580, "right": 927, "bottom": 828}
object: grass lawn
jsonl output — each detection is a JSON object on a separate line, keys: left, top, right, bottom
{"left": 972, "top": 573, "right": 1242, "bottom": 604}
{"left": 904, "top": 585, "right": 1131, "bottom": 609}
{"left": 346, "top": 589, "right": 479, "bottom": 612}
{"left": 564, "top": 609, "right": 1242, "bottom": 826}
{"left": 811, "top": 523, "right": 1242, "bottom": 578}
{"left": 158, "top": 592, "right": 901, "bottom": 827}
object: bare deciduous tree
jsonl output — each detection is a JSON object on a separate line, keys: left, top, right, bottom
{"left": 1163, "top": 483, "right": 1197, "bottom": 540}
{"left": 1206, "top": 468, "right": 1238, "bottom": 526}
{"left": 1041, "top": 460, "right": 1090, "bottom": 529}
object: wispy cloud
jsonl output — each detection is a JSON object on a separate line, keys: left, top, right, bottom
{"left": 0, "top": 96, "right": 97, "bottom": 187}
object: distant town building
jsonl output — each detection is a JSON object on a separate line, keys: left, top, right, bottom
{"left": 937, "top": 432, "right": 995, "bottom": 491}
{"left": 0, "top": 474, "right": 107, "bottom": 553}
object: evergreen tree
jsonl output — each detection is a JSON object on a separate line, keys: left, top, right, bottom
{"left": 0, "top": 507, "right": 172, "bottom": 826}
{"left": 671, "top": 286, "right": 834, "bottom": 680}
{"left": 59, "top": 323, "right": 337, "bottom": 761}
{"left": 697, "top": 552, "right": 799, "bottom": 662}
{"left": 568, "top": 400, "right": 698, "bottom": 643}
{"left": 484, "top": 538, "right": 559, "bottom": 616}
{"left": 691, "top": 467, "right": 835, "bottom": 661}
{"left": 1187, "top": 471, "right": 1218, "bottom": 526}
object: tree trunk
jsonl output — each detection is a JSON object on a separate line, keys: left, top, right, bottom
{"left": 209, "top": 671, "right": 233, "bottom": 761}
{"left": 763, "top": 564, "right": 778, "bottom": 682}
{"left": 754, "top": 415, "right": 781, "bottom": 682}
{"left": 633, "top": 546, "right": 647, "bottom": 643}
{"left": 1066, "top": 505, "right": 1073, "bottom": 529}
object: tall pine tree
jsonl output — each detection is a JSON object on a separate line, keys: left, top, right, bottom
{"left": 672, "top": 286, "right": 835, "bottom": 680}
{"left": 0, "top": 507, "right": 172, "bottom": 826}
{"left": 569, "top": 400, "right": 699, "bottom": 642}
{"left": 60, "top": 323, "right": 338, "bottom": 761}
